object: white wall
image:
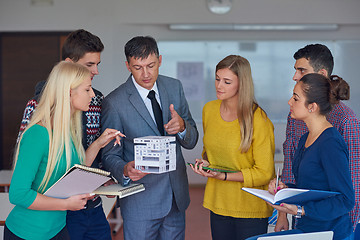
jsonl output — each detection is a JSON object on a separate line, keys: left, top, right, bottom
{"left": 1, "top": 0, "right": 360, "bottom": 95}
{"left": 1, "top": 0, "right": 360, "bottom": 184}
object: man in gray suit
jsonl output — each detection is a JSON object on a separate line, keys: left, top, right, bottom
{"left": 101, "top": 36, "right": 199, "bottom": 240}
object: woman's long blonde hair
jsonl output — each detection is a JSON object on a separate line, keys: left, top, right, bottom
{"left": 216, "top": 55, "right": 259, "bottom": 153}
{"left": 14, "top": 61, "right": 89, "bottom": 192}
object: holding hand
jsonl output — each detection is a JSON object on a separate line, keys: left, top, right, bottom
{"left": 85, "top": 128, "right": 125, "bottom": 166}
{"left": 65, "top": 193, "right": 95, "bottom": 211}
{"left": 164, "top": 104, "right": 185, "bottom": 135}
{"left": 269, "top": 202, "right": 303, "bottom": 217}
{"left": 124, "top": 161, "right": 149, "bottom": 181}
{"left": 189, "top": 159, "right": 208, "bottom": 176}
{"left": 97, "top": 128, "right": 125, "bottom": 148}
{"left": 267, "top": 179, "right": 301, "bottom": 232}
{"left": 103, "top": 179, "right": 116, "bottom": 198}
{"left": 268, "top": 178, "right": 287, "bottom": 194}
{"left": 189, "top": 159, "right": 223, "bottom": 180}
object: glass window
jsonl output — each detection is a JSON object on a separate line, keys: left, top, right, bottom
{"left": 158, "top": 40, "right": 360, "bottom": 123}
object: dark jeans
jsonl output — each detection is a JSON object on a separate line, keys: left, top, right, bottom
{"left": 4, "top": 224, "right": 70, "bottom": 240}
{"left": 210, "top": 211, "right": 268, "bottom": 240}
{"left": 66, "top": 204, "right": 111, "bottom": 240}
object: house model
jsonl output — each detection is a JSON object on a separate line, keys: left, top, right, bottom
{"left": 134, "top": 136, "right": 176, "bottom": 173}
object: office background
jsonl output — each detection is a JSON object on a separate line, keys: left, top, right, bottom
{"left": 1, "top": 0, "right": 360, "bottom": 184}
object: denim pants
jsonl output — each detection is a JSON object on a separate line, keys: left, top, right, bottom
{"left": 66, "top": 204, "right": 111, "bottom": 240}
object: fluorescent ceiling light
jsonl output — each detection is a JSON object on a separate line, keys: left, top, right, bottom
{"left": 169, "top": 24, "right": 338, "bottom": 31}
{"left": 31, "top": 0, "right": 54, "bottom": 6}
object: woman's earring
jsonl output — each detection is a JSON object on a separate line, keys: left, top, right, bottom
{"left": 308, "top": 109, "right": 312, "bottom": 113}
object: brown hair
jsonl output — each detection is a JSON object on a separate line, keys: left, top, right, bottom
{"left": 61, "top": 29, "right": 104, "bottom": 62}
{"left": 300, "top": 73, "right": 349, "bottom": 115}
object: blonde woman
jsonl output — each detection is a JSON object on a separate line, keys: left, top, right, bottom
{"left": 5, "top": 61, "right": 123, "bottom": 240}
{"left": 190, "top": 55, "right": 275, "bottom": 240}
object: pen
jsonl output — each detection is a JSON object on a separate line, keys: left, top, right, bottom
{"left": 275, "top": 167, "right": 280, "bottom": 193}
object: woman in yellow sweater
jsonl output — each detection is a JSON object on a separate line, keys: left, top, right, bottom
{"left": 190, "top": 55, "right": 275, "bottom": 240}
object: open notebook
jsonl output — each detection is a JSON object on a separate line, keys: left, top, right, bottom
{"left": 242, "top": 187, "right": 339, "bottom": 205}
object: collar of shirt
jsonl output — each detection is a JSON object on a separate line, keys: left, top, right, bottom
{"left": 131, "top": 76, "right": 161, "bottom": 124}
{"left": 131, "top": 76, "right": 187, "bottom": 138}
{"left": 131, "top": 75, "right": 161, "bottom": 107}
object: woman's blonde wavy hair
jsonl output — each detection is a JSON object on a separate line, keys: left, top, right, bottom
{"left": 216, "top": 55, "right": 260, "bottom": 153}
{"left": 14, "top": 61, "right": 90, "bottom": 192}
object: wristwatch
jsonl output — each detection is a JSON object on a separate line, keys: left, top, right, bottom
{"left": 294, "top": 205, "right": 303, "bottom": 218}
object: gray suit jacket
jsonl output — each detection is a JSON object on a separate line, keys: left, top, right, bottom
{"left": 101, "top": 75, "right": 198, "bottom": 221}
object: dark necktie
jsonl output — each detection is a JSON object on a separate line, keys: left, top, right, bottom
{"left": 147, "top": 90, "right": 164, "bottom": 135}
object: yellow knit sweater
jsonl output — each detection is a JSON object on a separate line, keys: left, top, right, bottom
{"left": 202, "top": 100, "right": 275, "bottom": 218}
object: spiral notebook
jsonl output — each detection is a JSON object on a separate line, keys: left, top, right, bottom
{"left": 44, "top": 164, "right": 114, "bottom": 199}
{"left": 93, "top": 183, "right": 145, "bottom": 198}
